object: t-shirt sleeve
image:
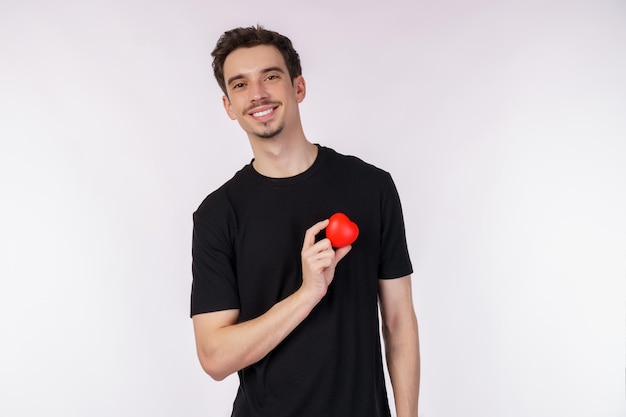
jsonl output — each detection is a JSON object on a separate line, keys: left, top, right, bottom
{"left": 190, "top": 204, "right": 240, "bottom": 317}
{"left": 378, "top": 173, "right": 413, "bottom": 279}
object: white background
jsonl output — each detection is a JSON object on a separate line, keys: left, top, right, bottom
{"left": 1, "top": 0, "right": 625, "bottom": 416}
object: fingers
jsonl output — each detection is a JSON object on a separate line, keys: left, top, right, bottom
{"left": 302, "top": 234, "right": 333, "bottom": 265}
{"left": 333, "top": 245, "right": 352, "bottom": 264}
{"left": 305, "top": 247, "right": 335, "bottom": 271}
{"left": 302, "top": 219, "right": 329, "bottom": 250}
{"left": 301, "top": 219, "right": 352, "bottom": 272}
{"left": 299, "top": 219, "right": 353, "bottom": 302}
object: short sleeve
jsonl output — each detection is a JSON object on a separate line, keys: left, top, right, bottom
{"left": 378, "top": 173, "right": 413, "bottom": 279}
{"left": 190, "top": 205, "right": 240, "bottom": 317}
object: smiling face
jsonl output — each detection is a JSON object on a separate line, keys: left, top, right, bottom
{"left": 222, "top": 44, "right": 306, "bottom": 140}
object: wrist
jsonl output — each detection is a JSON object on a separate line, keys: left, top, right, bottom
{"left": 296, "top": 282, "right": 326, "bottom": 308}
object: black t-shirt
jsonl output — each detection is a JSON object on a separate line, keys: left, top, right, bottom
{"left": 191, "top": 145, "right": 412, "bottom": 417}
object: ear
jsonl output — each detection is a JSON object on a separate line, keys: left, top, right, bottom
{"left": 294, "top": 75, "right": 306, "bottom": 103}
{"left": 222, "top": 95, "right": 237, "bottom": 120}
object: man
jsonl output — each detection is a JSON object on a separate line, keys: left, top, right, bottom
{"left": 191, "top": 25, "right": 420, "bottom": 417}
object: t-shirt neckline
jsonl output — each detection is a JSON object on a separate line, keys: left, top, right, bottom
{"left": 246, "top": 144, "right": 327, "bottom": 187}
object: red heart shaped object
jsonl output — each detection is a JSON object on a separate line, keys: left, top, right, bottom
{"left": 326, "top": 212, "right": 359, "bottom": 248}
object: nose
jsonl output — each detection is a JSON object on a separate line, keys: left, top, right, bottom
{"left": 249, "top": 79, "right": 268, "bottom": 102}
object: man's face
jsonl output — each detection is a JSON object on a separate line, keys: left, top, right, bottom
{"left": 222, "top": 44, "right": 305, "bottom": 140}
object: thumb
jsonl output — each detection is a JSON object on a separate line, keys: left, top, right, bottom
{"left": 334, "top": 245, "right": 352, "bottom": 264}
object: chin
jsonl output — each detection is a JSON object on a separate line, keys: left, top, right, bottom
{"left": 255, "top": 125, "right": 284, "bottom": 139}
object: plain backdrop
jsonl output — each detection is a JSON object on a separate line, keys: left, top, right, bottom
{"left": 1, "top": 0, "right": 625, "bottom": 416}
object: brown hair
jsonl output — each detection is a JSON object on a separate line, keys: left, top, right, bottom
{"left": 211, "top": 25, "right": 302, "bottom": 96}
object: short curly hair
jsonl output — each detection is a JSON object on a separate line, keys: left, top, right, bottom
{"left": 211, "top": 25, "right": 302, "bottom": 96}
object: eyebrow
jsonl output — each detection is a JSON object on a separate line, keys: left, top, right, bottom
{"left": 226, "top": 66, "right": 286, "bottom": 87}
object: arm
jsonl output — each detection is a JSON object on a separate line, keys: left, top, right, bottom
{"left": 378, "top": 275, "right": 420, "bottom": 417}
{"left": 192, "top": 291, "right": 316, "bottom": 381}
{"left": 192, "top": 219, "right": 351, "bottom": 381}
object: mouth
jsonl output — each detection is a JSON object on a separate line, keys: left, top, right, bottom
{"left": 248, "top": 104, "right": 279, "bottom": 120}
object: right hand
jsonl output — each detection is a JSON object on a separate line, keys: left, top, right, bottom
{"left": 300, "top": 219, "right": 352, "bottom": 301}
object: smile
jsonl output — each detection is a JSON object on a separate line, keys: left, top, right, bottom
{"left": 252, "top": 108, "right": 275, "bottom": 118}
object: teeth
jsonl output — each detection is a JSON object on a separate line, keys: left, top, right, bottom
{"left": 253, "top": 108, "right": 274, "bottom": 117}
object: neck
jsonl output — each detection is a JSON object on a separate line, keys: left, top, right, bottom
{"left": 249, "top": 134, "right": 318, "bottom": 178}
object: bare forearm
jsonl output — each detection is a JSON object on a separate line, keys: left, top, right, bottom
{"left": 195, "top": 287, "right": 320, "bottom": 380}
{"left": 384, "top": 314, "right": 420, "bottom": 417}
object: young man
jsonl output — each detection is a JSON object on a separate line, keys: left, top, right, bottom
{"left": 191, "top": 25, "right": 420, "bottom": 417}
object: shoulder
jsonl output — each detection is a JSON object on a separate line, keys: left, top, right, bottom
{"left": 320, "top": 145, "right": 394, "bottom": 184}
{"left": 194, "top": 164, "right": 253, "bottom": 220}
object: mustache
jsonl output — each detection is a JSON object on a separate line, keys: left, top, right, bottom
{"left": 245, "top": 100, "right": 281, "bottom": 113}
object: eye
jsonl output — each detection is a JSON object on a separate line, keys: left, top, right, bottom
{"left": 232, "top": 82, "right": 246, "bottom": 89}
{"left": 266, "top": 74, "right": 279, "bottom": 81}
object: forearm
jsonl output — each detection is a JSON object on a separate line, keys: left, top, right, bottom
{"left": 384, "top": 313, "right": 420, "bottom": 417}
{"left": 195, "top": 287, "right": 320, "bottom": 380}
